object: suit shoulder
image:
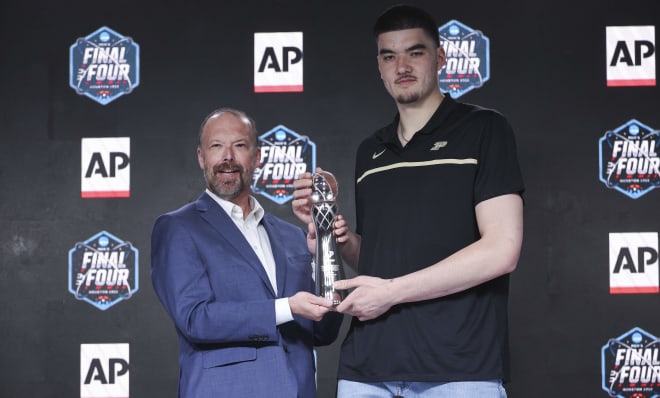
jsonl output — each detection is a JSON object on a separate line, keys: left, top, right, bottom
{"left": 157, "top": 201, "right": 196, "bottom": 219}
{"left": 152, "top": 201, "right": 199, "bottom": 231}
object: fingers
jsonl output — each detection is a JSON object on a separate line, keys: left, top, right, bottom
{"left": 292, "top": 172, "right": 313, "bottom": 201}
{"left": 307, "top": 223, "right": 316, "bottom": 239}
{"left": 334, "top": 275, "right": 378, "bottom": 291}
{"left": 292, "top": 172, "right": 314, "bottom": 224}
{"left": 292, "top": 180, "right": 312, "bottom": 193}
{"left": 334, "top": 298, "right": 349, "bottom": 314}
{"left": 293, "top": 171, "right": 313, "bottom": 186}
{"left": 289, "top": 291, "right": 335, "bottom": 321}
{"left": 334, "top": 278, "right": 355, "bottom": 291}
{"left": 333, "top": 215, "right": 349, "bottom": 242}
{"left": 306, "top": 293, "right": 334, "bottom": 308}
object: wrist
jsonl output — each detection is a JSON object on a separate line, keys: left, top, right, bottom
{"left": 387, "top": 277, "right": 405, "bottom": 306}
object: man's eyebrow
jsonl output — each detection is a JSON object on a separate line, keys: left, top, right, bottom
{"left": 406, "top": 43, "right": 427, "bottom": 52}
{"left": 378, "top": 43, "right": 428, "bottom": 55}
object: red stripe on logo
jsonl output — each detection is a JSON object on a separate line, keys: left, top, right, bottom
{"left": 607, "top": 79, "right": 656, "bottom": 87}
{"left": 610, "top": 286, "right": 659, "bottom": 294}
{"left": 81, "top": 191, "right": 130, "bottom": 198}
{"left": 254, "top": 85, "right": 303, "bottom": 93}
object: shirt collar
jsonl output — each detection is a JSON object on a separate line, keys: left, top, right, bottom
{"left": 377, "top": 95, "right": 457, "bottom": 146}
{"left": 205, "top": 189, "right": 265, "bottom": 223}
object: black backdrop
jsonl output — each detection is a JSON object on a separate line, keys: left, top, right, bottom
{"left": 1, "top": 0, "right": 660, "bottom": 396}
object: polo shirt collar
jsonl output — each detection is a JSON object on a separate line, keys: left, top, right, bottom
{"left": 376, "top": 95, "right": 457, "bottom": 147}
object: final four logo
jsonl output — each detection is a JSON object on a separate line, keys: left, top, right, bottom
{"left": 252, "top": 125, "right": 316, "bottom": 205}
{"left": 69, "top": 26, "right": 140, "bottom": 105}
{"left": 438, "top": 20, "right": 490, "bottom": 98}
{"left": 599, "top": 119, "right": 660, "bottom": 199}
{"left": 68, "top": 231, "right": 139, "bottom": 310}
{"left": 602, "top": 327, "right": 660, "bottom": 397}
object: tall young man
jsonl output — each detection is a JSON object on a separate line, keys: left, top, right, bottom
{"left": 293, "top": 5, "right": 524, "bottom": 397}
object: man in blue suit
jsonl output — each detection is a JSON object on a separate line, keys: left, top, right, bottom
{"left": 151, "top": 108, "right": 342, "bottom": 398}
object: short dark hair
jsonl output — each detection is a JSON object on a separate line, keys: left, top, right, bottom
{"left": 373, "top": 5, "right": 440, "bottom": 48}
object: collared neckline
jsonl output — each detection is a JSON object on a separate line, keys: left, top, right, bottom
{"left": 205, "top": 189, "right": 265, "bottom": 223}
{"left": 377, "top": 95, "right": 457, "bottom": 148}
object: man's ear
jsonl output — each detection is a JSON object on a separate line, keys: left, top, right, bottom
{"left": 436, "top": 46, "right": 446, "bottom": 72}
{"left": 253, "top": 146, "right": 261, "bottom": 168}
{"left": 197, "top": 147, "right": 204, "bottom": 170}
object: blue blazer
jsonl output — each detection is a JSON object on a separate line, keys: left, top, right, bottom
{"left": 151, "top": 193, "right": 342, "bottom": 398}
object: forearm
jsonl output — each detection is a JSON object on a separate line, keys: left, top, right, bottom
{"left": 390, "top": 194, "right": 523, "bottom": 304}
{"left": 389, "top": 232, "right": 521, "bottom": 305}
{"left": 339, "top": 230, "right": 361, "bottom": 270}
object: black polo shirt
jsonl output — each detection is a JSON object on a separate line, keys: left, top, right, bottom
{"left": 337, "top": 96, "right": 524, "bottom": 382}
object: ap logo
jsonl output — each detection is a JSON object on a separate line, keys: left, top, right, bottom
{"left": 606, "top": 26, "right": 656, "bottom": 87}
{"left": 254, "top": 32, "right": 303, "bottom": 93}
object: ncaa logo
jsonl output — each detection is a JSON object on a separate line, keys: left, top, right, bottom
{"left": 69, "top": 231, "right": 139, "bottom": 310}
{"left": 599, "top": 119, "right": 660, "bottom": 199}
{"left": 606, "top": 26, "right": 656, "bottom": 87}
{"left": 69, "top": 26, "right": 140, "bottom": 105}
{"left": 81, "top": 137, "right": 130, "bottom": 198}
{"left": 252, "top": 125, "right": 316, "bottom": 204}
{"left": 254, "top": 32, "right": 303, "bottom": 92}
{"left": 81, "top": 343, "right": 129, "bottom": 398}
{"left": 609, "top": 232, "right": 659, "bottom": 294}
{"left": 602, "top": 327, "right": 660, "bottom": 397}
{"left": 438, "top": 20, "right": 490, "bottom": 98}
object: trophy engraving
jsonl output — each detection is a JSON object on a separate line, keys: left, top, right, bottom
{"left": 311, "top": 171, "right": 346, "bottom": 306}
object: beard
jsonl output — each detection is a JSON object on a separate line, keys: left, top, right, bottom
{"left": 391, "top": 74, "right": 437, "bottom": 105}
{"left": 205, "top": 161, "right": 250, "bottom": 201}
{"left": 395, "top": 92, "right": 421, "bottom": 104}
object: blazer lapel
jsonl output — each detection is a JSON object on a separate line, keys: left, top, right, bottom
{"left": 195, "top": 193, "right": 276, "bottom": 297}
{"left": 262, "top": 214, "right": 288, "bottom": 297}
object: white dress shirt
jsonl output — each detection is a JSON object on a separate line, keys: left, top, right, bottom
{"left": 206, "top": 189, "right": 294, "bottom": 325}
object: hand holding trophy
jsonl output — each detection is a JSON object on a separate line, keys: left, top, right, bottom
{"left": 310, "top": 171, "right": 346, "bottom": 306}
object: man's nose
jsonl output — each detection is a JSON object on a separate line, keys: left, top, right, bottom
{"left": 396, "top": 56, "right": 412, "bottom": 74}
{"left": 221, "top": 147, "right": 234, "bottom": 161}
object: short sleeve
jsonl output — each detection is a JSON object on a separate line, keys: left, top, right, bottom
{"left": 473, "top": 112, "right": 525, "bottom": 205}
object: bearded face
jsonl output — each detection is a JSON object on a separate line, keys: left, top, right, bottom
{"left": 203, "top": 160, "right": 252, "bottom": 201}
{"left": 197, "top": 113, "right": 259, "bottom": 205}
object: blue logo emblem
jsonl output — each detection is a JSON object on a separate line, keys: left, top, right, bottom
{"left": 602, "top": 327, "right": 660, "bottom": 397}
{"left": 68, "top": 231, "right": 139, "bottom": 310}
{"left": 69, "top": 26, "right": 140, "bottom": 105}
{"left": 252, "top": 125, "right": 316, "bottom": 205}
{"left": 599, "top": 119, "right": 660, "bottom": 199}
{"left": 438, "top": 20, "right": 490, "bottom": 98}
